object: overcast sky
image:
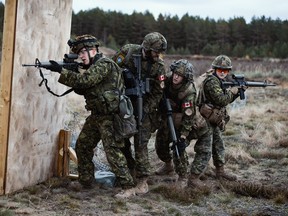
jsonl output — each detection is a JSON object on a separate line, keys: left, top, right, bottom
{"left": 72, "top": 0, "right": 288, "bottom": 22}
{"left": 0, "top": 0, "right": 286, "bottom": 23}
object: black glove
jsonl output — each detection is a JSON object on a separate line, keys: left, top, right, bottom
{"left": 176, "top": 138, "right": 188, "bottom": 156}
{"left": 46, "top": 60, "right": 62, "bottom": 73}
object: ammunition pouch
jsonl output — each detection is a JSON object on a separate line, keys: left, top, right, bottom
{"left": 113, "top": 114, "right": 138, "bottom": 141}
{"left": 193, "top": 111, "right": 209, "bottom": 131}
{"left": 188, "top": 112, "right": 210, "bottom": 139}
{"left": 113, "top": 95, "right": 138, "bottom": 141}
{"left": 199, "top": 103, "right": 229, "bottom": 131}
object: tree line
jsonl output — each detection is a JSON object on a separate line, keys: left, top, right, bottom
{"left": 0, "top": 3, "right": 287, "bottom": 58}
{"left": 71, "top": 8, "right": 288, "bottom": 59}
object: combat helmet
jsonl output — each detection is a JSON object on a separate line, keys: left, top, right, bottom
{"left": 67, "top": 34, "right": 100, "bottom": 54}
{"left": 142, "top": 32, "right": 167, "bottom": 53}
{"left": 211, "top": 55, "right": 232, "bottom": 70}
{"left": 170, "top": 59, "right": 195, "bottom": 82}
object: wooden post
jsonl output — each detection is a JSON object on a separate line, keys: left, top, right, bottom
{"left": 57, "top": 129, "right": 71, "bottom": 177}
{"left": 57, "top": 129, "right": 78, "bottom": 178}
{"left": 0, "top": 0, "right": 18, "bottom": 195}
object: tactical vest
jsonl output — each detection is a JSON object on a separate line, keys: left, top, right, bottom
{"left": 165, "top": 79, "right": 196, "bottom": 113}
{"left": 164, "top": 79, "right": 196, "bottom": 129}
{"left": 85, "top": 57, "right": 124, "bottom": 115}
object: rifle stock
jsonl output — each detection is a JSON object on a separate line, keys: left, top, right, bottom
{"left": 223, "top": 74, "right": 276, "bottom": 100}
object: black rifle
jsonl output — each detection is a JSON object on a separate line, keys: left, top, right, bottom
{"left": 223, "top": 74, "right": 276, "bottom": 100}
{"left": 132, "top": 54, "right": 144, "bottom": 145}
{"left": 22, "top": 53, "right": 81, "bottom": 97}
{"left": 22, "top": 53, "right": 81, "bottom": 71}
{"left": 132, "top": 54, "right": 144, "bottom": 128}
{"left": 164, "top": 96, "right": 180, "bottom": 158}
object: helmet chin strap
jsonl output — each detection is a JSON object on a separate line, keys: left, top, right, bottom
{"left": 84, "top": 47, "right": 93, "bottom": 64}
{"left": 142, "top": 48, "right": 147, "bottom": 59}
{"left": 172, "top": 81, "right": 184, "bottom": 89}
{"left": 143, "top": 49, "right": 156, "bottom": 63}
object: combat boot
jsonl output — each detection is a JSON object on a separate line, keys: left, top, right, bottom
{"left": 115, "top": 187, "right": 136, "bottom": 199}
{"left": 155, "top": 161, "right": 174, "bottom": 175}
{"left": 215, "top": 166, "right": 237, "bottom": 181}
{"left": 176, "top": 176, "right": 188, "bottom": 189}
{"left": 187, "top": 173, "right": 205, "bottom": 188}
{"left": 135, "top": 177, "right": 149, "bottom": 194}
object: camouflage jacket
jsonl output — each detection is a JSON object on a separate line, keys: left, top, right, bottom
{"left": 58, "top": 56, "right": 124, "bottom": 114}
{"left": 112, "top": 44, "right": 166, "bottom": 113}
{"left": 162, "top": 76, "right": 197, "bottom": 137}
{"left": 197, "top": 72, "right": 237, "bottom": 108}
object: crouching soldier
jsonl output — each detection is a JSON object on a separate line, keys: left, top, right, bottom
{"left": 155, "top": 59, "right": 197, "bottom": 188}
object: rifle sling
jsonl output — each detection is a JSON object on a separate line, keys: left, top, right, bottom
{"left": 38, "top": 68, "right": 74, "bottom": 97}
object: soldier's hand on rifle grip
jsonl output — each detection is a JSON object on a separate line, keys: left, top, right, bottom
{"left": 47, "top": 60, "right": 62, "bottom": 73}
{"left": 241, "top": 85, "right": 248, "bottom": 91}
{"left": 229, "top": 86, "right": 239, "bottom": 95}
{"left": 177, "top": 137, "right": 188, "bottom": 155}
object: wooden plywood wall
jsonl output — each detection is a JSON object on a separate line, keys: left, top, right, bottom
{"left": 0, "top": 0, "right": 73, "bottom": 194}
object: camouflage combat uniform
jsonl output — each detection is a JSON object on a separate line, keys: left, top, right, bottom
{"left": 58, "top": 57, "right": 135, "bottom": 189}
{"left": 112, "top": 44, "right": 166, "bottom": 178}
{"left": 191, "top": 72, "right": 238, "bottom": 175}
{"left": 156, "top": 75, "right": 197, "bottom": 178}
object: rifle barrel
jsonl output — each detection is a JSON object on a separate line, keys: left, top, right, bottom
{"left": 245, "top": 81, "right": 276, "bottom": 87}
{"left": 22, "top": 64, "right": 37, "bottom": 67}
{"left": 223, "top": 81, "right": 276, "bottom": 87}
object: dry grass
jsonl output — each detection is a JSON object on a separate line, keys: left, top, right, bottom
{"left": 150, "top": 184, "right": 211, "bottom": 204}
{"left": 1, "top": 56, "right": 288, "bottom": 215}
{"left": 222, "top": 180, "right": 288, "bottom": 200}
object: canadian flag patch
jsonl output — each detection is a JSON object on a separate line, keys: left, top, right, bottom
{"left": 182, "top": 101, "right": 193, "bottom": 108}
{"left": 158, "top": 75, "right": 165, "bottom": 81}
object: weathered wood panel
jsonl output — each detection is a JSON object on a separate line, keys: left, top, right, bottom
{"left": 0, "top": 0, "right": 73, "bottom": 194}
{"left": 0, "top": 0, "right": 18, "bottom": 195}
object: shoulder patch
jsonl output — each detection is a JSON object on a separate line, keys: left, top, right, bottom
{"left": 116, "top": 54, "right": 125, "bottom": 64}
{"left": 185, "top": 108, "right": 193, "bottom": 116}
{"left": 158, "top": 75, "right": 166, "bottom": 81}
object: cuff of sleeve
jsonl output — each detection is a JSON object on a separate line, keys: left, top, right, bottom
{"left": 181, "top": 131, "right": 189, "bottom": 138}
{"left": 57, "top": 70, "right": 69, "bottom": 84}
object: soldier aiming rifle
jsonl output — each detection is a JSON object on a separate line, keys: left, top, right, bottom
{"left": 223, "top": 74, "right": 276, "bottom": 99}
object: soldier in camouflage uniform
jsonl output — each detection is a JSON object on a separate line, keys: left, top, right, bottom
{"left": 112, "top": 32, "right": 167, "bottom": 195}
{"left": 46, "top": 34, "right": 137, "bottom": 198}
{"left": 155, "top": 59, "right": 197, "bottom": 188}
{"left": 188, "top": 55, "right": 242, "bottom": 187}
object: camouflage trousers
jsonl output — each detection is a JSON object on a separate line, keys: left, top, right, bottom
{"left": 155, "top": 123, "right": 189, "bottom": 177}
{"left": 122, "top": 112, "right": 159, "bottom": 178}
{"left": 75, "top": 114, "right": 134, "bottom": 188}
{"left": 190, "top": 123, "right": 225, "bottom": 175}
